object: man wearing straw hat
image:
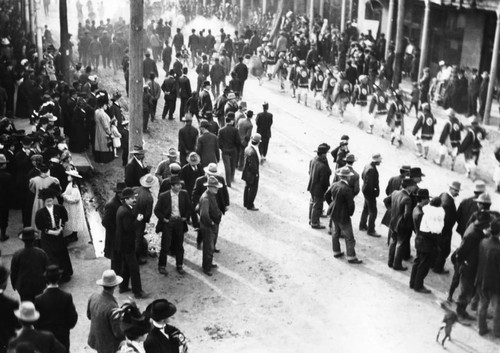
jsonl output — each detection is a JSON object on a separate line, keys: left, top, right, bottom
{"left": 8, "top": 301, "right": 66, "bottom": 353}
{"left": 134, "top": 174, "right": 158, "bottom": 265}
{"left": 155, "top": 147, "right": 179, "bottom": 182}
{"left": 125, "top": 145, "right": 149, "bottom": 188}
{"left": 87, "top": 270, "right": 125, "bottom": 353}
{"left": 326, "top": 166, "right": 363, "bottom": 264}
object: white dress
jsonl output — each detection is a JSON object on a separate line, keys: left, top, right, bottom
{"left": 62, "top": 183, "right": 86, "bottom": 232}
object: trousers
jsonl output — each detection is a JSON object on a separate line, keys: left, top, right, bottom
{"left": 244, "top": 178, "right": 259, "bottom": 209}
{"left": 309, "top": 195, "right": 324, "bottom": 226}
{"left": 158, "top": 221, "right": 185, "bottom": 268}
{"left": 331, "top": 219, "right": 356, "bottom": 259}
{"left": 359, "top": 196, "right": 377, "bottom": 232}
{"left": 410, "top": 250, "right": 433, "bottom": 289}
{"left": 201, "top": 223, "right": 218, "bottom": 272}
{"left": 221, "top": 149, "right": 237, "bottom": 187}
{"left": 120, "top": 252, "right": 142, "bottom": 294}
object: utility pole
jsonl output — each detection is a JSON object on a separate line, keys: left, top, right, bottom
{"left": 484, "top": 5, "right": 500, "bottom": 125}
{"left": 309, "top": 0, "right": 314, "bottom": 35}
{"left": 59, "top": 0, "right": 70, "bottom": 83}
{"left": 385, "top": 0, "right": 395, "bottom": 60}
{"left": 418, "top": 0, "right": 431, "bottom": 81}
{"left": 393, "top": 0, "right": 405, "bottom": 89}
{"left": 129, "top": 0, "right": 144, "bottom": 151}
{"left": 340, "top": 0, "right": 346, "bottom": 33}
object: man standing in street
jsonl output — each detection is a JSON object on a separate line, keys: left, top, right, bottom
{"left": 237, "top": 109, "right": 253, "bottom": 170}
{"left": 242, "top": 134, "right": 261, "bottom": 211}
{"left": 133, "top": 174, "right": 157, "bottom": 265}
{"left": 456, "top": 180, "right": 486, "bottom": 237}
{"left": 343, "top": 153, "right": 360, "bottom": 197}
{"left": 199, "top": 176, "right": 223, "bottom": 276}
{"left": 125, "top": 146, "right": 149, "bottom": 188}
{"left": 162, "top": 40, "right": 172, "bottom": 74}
{"left": 325, "top": 166, "right": 363, "bottom": 264}
{"left": 87, "top": 270, "right": 124, "bottom": 353}
{"left": 198, "top": 81, "right": 213, "bottom": 118}
{"left": 196, "top": 120, "right": 220, "bottom": 168}
{"left": 232, "top": 57, "right": 248, "bottom": 97}
{"left": 178, "top": 113, "right": 198, "bottom": 166}
{"left": 143, "top": 51, "right": 158, "bottom": 81}
{"left": 161, "top": 70, "right": 178, "bottom": 120}
{"left": 188, "top": 29, "right": 199, "bottom": 68}
{"left": 359, "top": 153, "right": 382, "bottom": 237}
{"left": 255, "top": 102, "right": 273, "bottom": 162}
{"left": 154, "top": 175, "right": 191, "bottom": 276}
{"left": 147, "top": 72, "right": 161, "bottom": 122}
{"left": 218, "top": 112, "right": 240, "bottom": 187}
{"left": 115, "top": 187, "right": 149, "bottom": 299}
{"left": 178, "top": 67, "right": 192, "bottom": 120}
{"left": 476, "top": 218, "right": 500, "bottom": 337}
{"left": 102, "top": 182, "right": 125, "bottom": 273}
{"left": 307, "top": 143, "right": 332, "bottom": 229}
{"left": 468, "top": 68, "right": 481, "bottom": 118}
{"left": 210, "top": 58, "right": 226, "bottom": 98}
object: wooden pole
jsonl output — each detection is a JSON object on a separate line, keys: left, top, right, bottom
{"left": 393, "top": 0, "right": 405, "bottom": 89}
{"left": 385, "top": 0, "right": 395, "bottom": 60}
{"left": 319, "top": 0, "right": 324, "bottom": 18}
{"left": 348, "top": 0, "right": 353, "bottom": 22}
{"left": 129, "top": 0, "right": 144, "bottom": 151}
{"left": 30, "top": 0, "right": 36, "bottom": 46}
{"left": 240, "top": 0, "right": 244, "bottom": 22}
{"left": 484, "top": 5, "right": 500, "bottom": 124}
{"left": 418, "top": 0, "right": 431, "bottom": 81}
{"left": 309, "top": 0, "right": 314, "bottom": 34}
{"left": 340, "top": 0, "right": 346, "bottom": 33}
{"left": 59, "top": 0, "right": 70, "bottom": 83}
{"left": 263, "top": 0, "right": 267, "bottom": 16}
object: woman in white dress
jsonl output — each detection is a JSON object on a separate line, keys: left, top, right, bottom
{"left": 62, "top": 170, "right": 86, "bottom": 242}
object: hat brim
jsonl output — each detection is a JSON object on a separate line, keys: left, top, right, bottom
{"left": 204, "top": 166, "right": 219, "bottom": 174}
{"left": 65, "top": 171, "right": 82, "bottom": 178}
{"left": 96, "top": 276, "right": 123, "bottom": 287}
{"left": 130, "top": 150, "right": 146, "bottom": 154}
{"left": 473, "top": 197, "right": 492, "bottom": 204}
{"left": 140, "top": 176, "right": 158, "bottom": 188}
{"left": 204, "top": 181, "right": 222, "bottom": 188}
{"left": 187, "top": 156, "right": 201, "bottom": 165}
{"left": 448, "top": 183, "right": 461, "bottom": 191}
{"left": 336, "top": 170, "right": 354, "bottom": 177}
{"left": 15, "top": 310, "right": 40, "bottom": 322}
{"left": 163, "top": 153, "right": 178, "bottom": 158}
{"left": 18, "top": 229, "right": 39, "bottom": 240}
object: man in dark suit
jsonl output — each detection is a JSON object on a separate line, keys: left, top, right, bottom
{"left": 178, "top": 113, "right": 198, "bottom": 166}
{"left": 242, "top": 134, "right": 261, "bottom": 211}
{"left": 232, "top": 56, "right": 248, "bottom": 96}
{"left": 388, "top": 178, "right": 417, "bottom": 271}
{"left": 133, "top": 174, "right": 157, "bottom": 264}
{"left": 218, "top": 112, "right": 240, "bottom": 187}
{"left": 172, "top": 53, "right": 183, "bottom": 79}
{"left": 35, "top": 265, "right": 78, "bottom": 351}
{"left": 255, "top": 102, "right": 273, "bottom": 161}
{"left": 124, "top": 146, "right": 149, "bottom": 187}
{"left": 15, "top": 136, "right": 34, "bottom": 226}
{"left": 433, "top": 181, "right": 460, "bottom": 274}
{"left": 307, "top": 143, "right": 332, "bottom": 229}
{"left": 172, "top": 28, "right": 184, "bottom": 54}
{"left": 8, "top": 301, "right": 66, "bottom": 353}
{"left": 343, "top": 153, "right": 360, "bottom": 197}
{"left": 198, "top": 81, "right": 213, "bottom": 118}
{"left": 179, "top": 152, "right": 203, "bottom": 228}
{"left": 325, "top": 166, "right": 362, "bottom": 264}
{"left": 115, "top": 188, "right": 148, "bottom": 299}
{"left": 178, "top": 67, "right": 192, "bottom": 120}
{"left": 0, "top": 154, "right": 12, "bottom": 242}
{"left": 11, "top": 228, "right": 49, "bottom": 302}
{"left": 196, "top": 120, "right": 220, "bottom": 168}
{"left": 0, "top": 264, "right": 19, "bottom": 353}
{"left": 467, "top": 68, "right": 481, "bottom": 117}
{"left": 102, "top": 182, "right": 125, "bottom": 272}
{"left": 142, "top": 51, "right": 158, "bottom": 80}
{"left": 161, "top": 70, "right": 178, "bottom": 120}
{"left": 359, "top": 153, "right": 382, "bottom": 237}
{"left": 479, "top": 71, "right": 489, "bottom": 120}
{"left": 188, "top": 29, "right": 199, "bottom": 68}
{"left": 456, "top": 180, "right": 485, "bottom": 237}
{"left": 154, "top": 176, "right": 191, "bottom": 275}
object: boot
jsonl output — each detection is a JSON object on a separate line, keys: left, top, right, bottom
{"left": 450, "top": 157, "right": 456, "bottom": 171}
{"left": 416, "top": 142, "right": 423, "bottom": 157}
{"left": 423, "top": 146, "right": 429, "bottom": 159}
{"left": 434, "top": 154, "right": 446, "bottom": 167}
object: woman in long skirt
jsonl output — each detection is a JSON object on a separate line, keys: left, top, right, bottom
{"left": 62, "top": 170, "right": 86, "bottom": 243}
{"left": 94, "top": 92, "right": 114, "bottom": 163}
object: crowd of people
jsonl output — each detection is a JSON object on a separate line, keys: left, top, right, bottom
{"left": 1, "top": 0, "right": 500, "bottom": 352}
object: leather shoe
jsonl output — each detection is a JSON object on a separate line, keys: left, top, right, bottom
{"left": 134, "top": 291, "right": 150, "bottom": 299}
{"left": 348, "top": 258, "right": 363, "bottom": 264}
{"left": 0, "top": 235, "right": 9, "bottom": 242}
{"left": 433, "top": 269, "right": 450, "bottom": 275}
{"left": 359, "top": 226, "right": 368, "bottom": 231}
{"left": 458, "top": 311, "right": 475, "bottom": 321}
{"left": 177, "top": 267, "right": 186, "bottom": 275}
{"left": 214, "top": 248, "right": 220, "bottom": 253}
{"left": 414, "top": 287, "right": 432, "bottom": 294}
{"left": 203, "top": 270, "right": 213, "bottom": 276}
{"left": 311, "top": 224, "right": 326, "bottom": 229}
{"left": 367, "top": 231, "right": 381, "bottom": 238}
{"left": 211, "top": 264, "right": 218, "bottom": 268}
{"left": 393, "top": 266, "right": 408, "bottom": 271}
{"left": 333, "top": 252, "right": 345, "bottom": 258}
{"left": 479, "top": 328, "right": 490, "bottom": 336}
{"left": 158, "top": 267, "right": 168, "bottom": 275}
{"left": 247, "top": 207, "right": 259, "bottom": 211}
{"left": 119, "top": 287, "right": 131, "bottom": 294}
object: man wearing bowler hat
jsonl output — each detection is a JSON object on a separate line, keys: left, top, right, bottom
{"left": 359, "top": 153, "right": 382, "bottom": 237}
{"left": 11, "top": 228, "right": 49, "bottom": 302}
{"left": 115, "top": 187, "right": 149, "bottom": 299}
{"left": 178, "top": 114, "right": 198, "bottom": 167}
{"left": 102, "top": 181, "right": 126, "bottom": 272}
{"left": 34, "top": 265, "right": 78, "bottom": 351}
{"left": 8, "top": 301, "right": 66, "bottom": 353}
{"left": 325, "top": 166, "right": 363, "bottom": 264}
{"left": 242, "top": 134, "right": 262, "bottom": 211}
{"left": 218, "top": 112, "right": 240, "bottom": 187}
{"left": 433, "top": 181, "right": 460, "bottom": 274}
{"left": 144, "top": 299, "right": 188, "bottom": 353}
{"left": 125, "top": 145, "right": 149, "bottom": 188}
{"left": 307, "top": 143, "right": 332, "bottom": 229}
{"left": 154, "top": 175, "right": 191, "bottom": 276}
{"left": 87, "top": 270, "right": 125, "bottom": 353}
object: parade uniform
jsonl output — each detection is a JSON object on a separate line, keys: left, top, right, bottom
{"left": 436, "top": 115, "right": 463, "bottom": 170}
{"left": 458, "top": 124, "right": 486, "bottom": 179}
{"left": 386, "top": 97, "right": 406, "bottom": 146}
{"left": 335, "top": 79, "right": 351, "bottom": 122}
{"left": 310, "top": 69, "right": 325, "bottom": 110}
{"left": 412, "top": 109, "right": 436, "bottom": 158}
{"left": 367, "top": 89, "right": 388, "bottom": 133}
{"left": 297, "top": 65, "right": 310, "bottom": 105}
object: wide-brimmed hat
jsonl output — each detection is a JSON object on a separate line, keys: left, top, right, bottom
{"left": 66, "top": 170, "right": 82, "bottom": 178}
{"left": 169, "top": 175, "right": 183, "bottom": 186}
{"left": 45, "top": 264, "right": 63, "bottom": 278}
{"left": 120, "top": 187, "right": 136, "bottom": 199}
{"left": 163, "top": 148, "right": 178, "bottom": 158}
{"left": 336, "top": 166, "right": 353, "bottom": 177}
{"left": 474, "top": 192, "right": 492, "bottom": 204}
{"left": 147, "top": 299, "right": 177, "bottom": 321}
{"left": 181, "top": 113, "right": 193, "bottom": 122}
{"left": 344, "top": 153, "right": 357, "bottom": 163}
{"left": 227, "top": 92, "right": 236, "bottom": 99}
{"left": 400, "top": 165, "right": 411, "bottom": 174}
{"left": 402, "top": 177, "right": 416, "bottom": 188}
{"left": 204, "top": 175, "right": 222, "bottom": 188}
{"left": 204, "top": 163, "right": 219, "bottom": 175}
{"left": 96, "top": 269, "right": 123, "bottom": 287}
{"left": 0, "top": 155, "right": 7, "bottom": 164}
{"left": 15, "top": 302, "right": 40, "bottom": 322}
{"left": 169, "top": 163, "right": 181, "bottom": 174}
{"left": 448, "top": 181, "right": 461, "bottom": 191}
{"left": 130, "top": 145, "right": 146, "bottom": 154}
{"left": 251, "top": 133, "right": 261, "bottom": 144}
{"left": 140, "top": 174, "right": 158, "bottom": 188}
{"left": 473, "top": 180, "right": 486, "bottom": 193}
{"left": 114, "top": 181, "right": 126, "bottom": 193}
{"left": 371, "top": 153, "right": 382, "bottom": 162}
{"left": 315, "top": 143, "right": 330, "bottom": 154}
{"left": 474, "top": 211, "right": 492, "bottom": 228}
{"left": 18, "top": 227, "right": 38, "bottom": 241}
{"left": 409, "top": 167, "right": 425, "bottom": 179}
{"left": 187, "top": 152, "right": 200, "bottom": 165}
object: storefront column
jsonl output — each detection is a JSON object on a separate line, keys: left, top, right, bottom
{"left": 418, "top": 0, "right": 431, "bottom": 80}
{"left": 484, "top": 5, "right": 500, "bottom": 125}
{"left": 340, "top": 0, "right": 346, "bottom": 33}
{"left": 385, "top": 0, "right": 395, "bottom": 60}
{"left": 320, "top": 0, "right": 324, "bottom": 18}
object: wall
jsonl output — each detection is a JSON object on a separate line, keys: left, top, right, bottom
{"left": 460, "top": 12, "right": 485, "bottom": 69}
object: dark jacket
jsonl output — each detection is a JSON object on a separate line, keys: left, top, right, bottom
{"left": 154, "top": 190, "right": 191, "bottom": 233}
{"left": 87, "top": 291, "right": 124, "bottom": 353}
{"left": 10, "top": 246, "right": 49, "bottom": 300}
{"left": 476, "top": 236, "right": 500, "bottom": 294}
{"left": 198, "top": 89, "right": 213, "bottom": 117}
{"left": 179, "top": 164, "right": 204, "bottom": 197}
{"left": 133, "top": 186, "right": 154, "bottom": 224}
{"left": 144, "top": 325, "right": 185, "bottom": 353}
{"left": 324, "top": 180, "right": 354, "bottom": 223}
{"left": 178, "top": 75, "right": 192, "bottom": 99}
{"left": 0, "top": 293, "right": 19, "bottom": 352}
{"left": 35, "top": 287, "right": 78, "bottom": 350}
{"left": 255, "top": 111, "right": 273, "bottom": 140}
{"left": 178, "top": 124, "right": 198, "bottom": 157}
{"left": 125, "top": 158, "right": 148, "bottom": 188}
{"left": 102, "top": 194, "right": 122, "bottom": 259}
{"left": 233, "top": 62, "right": 248, "bottom": 81}
{"left": 8, "top": 327, "right": 66, "bottom": 353}
{"left": 218, "top": 124, "right": 240, "bottom": 152}
{"left": 161, "top": 76, "right": 177, "bottom": 100}
{"left": 196, "top": 131, "right": 220, "bottom": 168}
{"left": 456, "top": 196, "right": 478, "bottom": 237}
{"left": 210, "top": 62, "right": 226, "bottom": 83}
{"left": 455, "top": 223, "right": 485, "bottom": 277}
{"left": 440, "top": 192, "right": 457, "bottom": 238}
{"left": 389, "top": 189, "right": 413, "bottom": 234}
{"left": 307, "top": 155, "right": 331, "bottom": 197}
{"left": 242, "top": 145, "right": 259, "bottom": 185}
{"left": 361, "top": 162, "right": 380, "bottom": 199}
{"left": 115, "top": 204, "right": 137, "bottom": 253}
{"left": 385, "top": 175, "right": 403, "bottom": 196}
{"left": 143, "top": 57, "right": 158, "bottom": 79}
{"left": 192, "top": 175, "right": 229, "bottom": 213}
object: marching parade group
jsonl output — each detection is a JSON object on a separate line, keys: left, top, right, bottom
{"left": 1, "top": 0, "right": 500, "bottom": 352}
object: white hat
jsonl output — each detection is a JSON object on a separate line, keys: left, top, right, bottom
{"left": 15, "top": 302, "right": 40, "bottom": 322}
